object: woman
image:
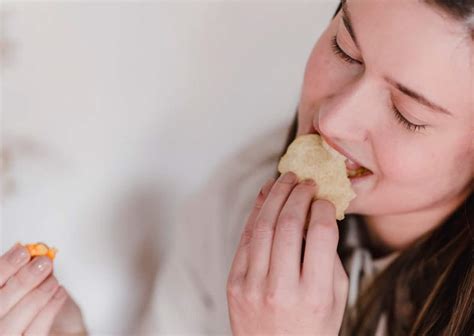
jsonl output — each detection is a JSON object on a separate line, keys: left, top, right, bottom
{"left": 0, "top": 0, "right": 472, "bottom": 334}
{"left": 226, "top": 0, "right": 473, "bottom": 335}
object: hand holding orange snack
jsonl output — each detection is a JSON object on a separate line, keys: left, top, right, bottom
{"left": 0, "top": 241, "right": 87, "bottom": 335}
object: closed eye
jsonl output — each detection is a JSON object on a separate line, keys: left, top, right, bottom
{"left": 391, "top": 103, "right": 427, "bottom": 133}
{"left": 330, "top": 35, "right": 362, "bottom": 65}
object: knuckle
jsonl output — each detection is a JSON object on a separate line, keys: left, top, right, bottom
{"left": 274, "top": 178, "right": 293, "bottom": 191}
{"left": 264, "top": 279, "right": 296, "bottom": 308}
{"left": 312, "top": 198, "right": 333, "bottom": 211}
{"left": 242, "top": 287, "right": 261, "bottom": 304}
{"left": 29, "top": 291, "right": 49, "bottom": 305}
{"left": 37, "top": 276, "right": 59, "bottom": 294}
{"left": 255, "top": 193, "right": 266, "bottom": 209}
{"left": 226, "top": 279, "right": 242, "bottom": 301}
{"left": 253, "top": 216, "right": 274, "bottom": 238}
{"left": 259, "top": 179, "right": 275, "bottom": 198}
{"left": 264, "top": 288, "right": 292, "bottom": 308}
{"left": 0, "top": 259, "right": 15, "bottom": 276}
{"left": 14, "top": 271, "right": 35, "bottom": 289}
{"left": 240, "top": 228, "right": 253, "bottom": 246}
{"left": 308, "top": 221, "right": 339, "bottom": 243}
{"left": 306, "top": 294, "right": 334, "bottom": 314}
{"left": 264, "top": 290, "right": 283, "bottom": 307}
{"left": 277, "top": 213, "right": 301, "bottom": 232}
{"left": 4, "top": 273, "right": 25, "bottom": 291}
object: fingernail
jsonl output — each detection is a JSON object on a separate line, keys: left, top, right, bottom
{"left": 38, "top": 276, "right": 58, "bottom": 293}
{"left": 53, "top": 286, "right": 67, "bottom": 299}
{"left": 301, "top": 179, "right": 316, "bottom": 186}
{"left": 280, "top": 172, "right": 297, "bottom": 183}
{"left": 6, "top": 243, "right": 30, "bottom": 266}
{"left": 29, "top": 256, "right": 51, "bottom": 275}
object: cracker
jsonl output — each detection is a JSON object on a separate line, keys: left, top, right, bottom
{"left": 278, "top": 134, "right": 356, "bottom": 220}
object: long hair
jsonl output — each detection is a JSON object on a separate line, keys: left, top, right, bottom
{"left": 275, "top": 3, "right": 473, "bottom": 334}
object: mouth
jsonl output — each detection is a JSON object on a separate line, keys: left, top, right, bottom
{"left": 311, "top": 127, "right": 373, "bottom": 179}
{"left": 345, "top": 161, "right": 373, "bottom": 179}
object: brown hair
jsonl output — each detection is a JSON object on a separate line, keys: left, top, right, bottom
{"left": 275, "top": 2, "right": 474, "bottom": 333}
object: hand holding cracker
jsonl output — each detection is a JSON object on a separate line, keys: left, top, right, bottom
{"left": 227, "top": 171, "right": 349, "bottom": 335}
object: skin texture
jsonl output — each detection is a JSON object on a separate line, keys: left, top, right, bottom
{"left": 297, "top": 0, "right": 473, "bottom": 251}
{"left": 228, "top": 0, "right": 472, "bottom": 334}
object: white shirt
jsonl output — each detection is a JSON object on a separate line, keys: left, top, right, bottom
{"left": 137, "top": 122, "right": 399, "bottom": 335}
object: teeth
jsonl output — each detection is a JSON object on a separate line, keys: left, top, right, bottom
{"left": 347, "top": 167, "right": 370, "bottom": 177}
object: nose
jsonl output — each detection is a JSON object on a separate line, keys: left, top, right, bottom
{"left": 315, "top": 77, "right": 378, "bottom": 143}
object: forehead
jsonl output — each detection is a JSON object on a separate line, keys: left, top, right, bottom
{"left": 347, "top": 0, "right": 473, "bottom": 119}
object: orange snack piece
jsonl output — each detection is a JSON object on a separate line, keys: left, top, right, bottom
{"left": 24, "top": 242, "right": 58, "bottom": 260}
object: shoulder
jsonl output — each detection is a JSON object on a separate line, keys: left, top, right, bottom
{"left": 179, "top": 122, "right": 291, "bottom": 232}
{"left": 167, "top": 122, "right": 290, "bottom": 270}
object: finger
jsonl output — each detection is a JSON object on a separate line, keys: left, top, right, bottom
{"left": 268, "top": 179, "right": 317, "bottom": 285}
{"left": 333, "top": 256, "right": 349, "bottom": 327}
{"left": 24, "top": 287, "right": 68, "bottom": 336}
{"left": 246, "top": 172, "right": 298, "bottom": 283}
{"left": 228, "top": 178, "right": 275, "bottom": 282}
{"left": 333, "top": 256, "right": 349, "bottom": 308}
{"left": 0, "top": 243, "right": 31, "bottom": 287}
{"left": 0, "top": 256, "right": 53, "bottom": 317}
{"left": 0, "top": 275, "right": 59, "bottom": 335}
{"left": 302, "top": 199, "right": 339, "bottom": 298}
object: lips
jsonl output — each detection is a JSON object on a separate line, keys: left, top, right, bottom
{"left": 311, "top": 127, "right": 373, "bottom": 176}
{"left": 345, "top": 157, "right": 364, "bottom": 170}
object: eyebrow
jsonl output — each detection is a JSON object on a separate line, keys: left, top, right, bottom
{"left": 340, "top": 0, "right": 454, "bottom": 117}
{"left": 384, "top": 77, "right": 454, "bottom": 116}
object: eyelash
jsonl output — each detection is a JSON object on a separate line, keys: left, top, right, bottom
{"left": 330, "top": 34, "right": 426, "bottom": 133}
{"left": 330, "top": 35, "right": 361, "bottom": 65}
{"left": 391, "top": 104, "right": 426, "bottom": 132}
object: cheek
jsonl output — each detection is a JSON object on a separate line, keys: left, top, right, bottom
{"left": 373, "top": 125, "right": 437, "bottom": 184}
{"left": 376, "top": 133, "right": 471, "bottom": 189}
{"left": 300, "top": 30, "right": 342, "bottom": 105}
{"left": 376, "top": 140, "right": 430, "bottom": 184}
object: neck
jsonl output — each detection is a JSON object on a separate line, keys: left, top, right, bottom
{"left": 362, "top": 188, "right": 471, "bottom": 257}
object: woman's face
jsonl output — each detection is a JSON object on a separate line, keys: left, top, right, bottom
{"left": 297, "top": 0, "right": 473, "bottom": 216}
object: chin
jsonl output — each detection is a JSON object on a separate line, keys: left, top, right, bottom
{"left": 344, "top": 194, "right": 372, "bottom": 216}
{"left": 344, "top": 200, "right": 360, "bottom": 216}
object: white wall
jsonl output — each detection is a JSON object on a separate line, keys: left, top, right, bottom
{"left": 1, "top": 1, "right": 338, "bottom": 334}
